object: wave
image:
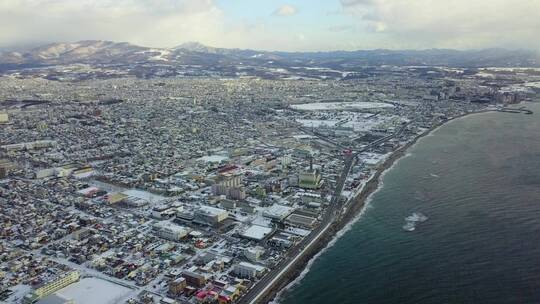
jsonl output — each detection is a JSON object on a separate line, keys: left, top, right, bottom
{"left": 272, "top": 201, "right": 375, "bottom": 304}
{"left": 271, "top": 120, "right": 457, "bottom": 303}
{"left": 374, "top": 150, "right": 412, "bottom": 190}
{"left": 273, "top": 155, "right": 403, "bottom": 303}
{"left": 272, "top": 111, "right": 492, "bottom": 303}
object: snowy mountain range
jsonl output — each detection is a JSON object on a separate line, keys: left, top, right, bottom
{"left": 0, "top": 40, "right": 538, "bottom": 70}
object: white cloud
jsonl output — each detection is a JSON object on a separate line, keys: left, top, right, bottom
{"left": 340, "top": 0, "right": 540, "bottom": 50}
{"left": 1, "top": 0, "right": 538, "bottom": 51}
{"left": 0, "top": 0, "right": 226, "bottom": 48}
{"left": 0, "top": 0, "right": 317, "bottom": 51}
{"left": 273, "top": 4, "right": 298, "bottom": 16}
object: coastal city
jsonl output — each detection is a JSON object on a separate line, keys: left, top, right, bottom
{"left": 1, "top": 66, "right": 539, "bottom": 304}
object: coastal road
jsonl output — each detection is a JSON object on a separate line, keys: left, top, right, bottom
{"left": 238, "top": 125, "right": 408, "bottom": 304}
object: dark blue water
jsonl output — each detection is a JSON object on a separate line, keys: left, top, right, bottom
{"left": 281, "top": 102, "right": 540, "bottom": 304}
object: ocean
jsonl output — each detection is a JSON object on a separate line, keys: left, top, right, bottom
{"left": 280, "top": 101, "right": 540, "bottom": 304}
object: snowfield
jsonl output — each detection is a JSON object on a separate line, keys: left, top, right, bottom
{"left": 57, "top": 277, "right": 133, "bottom": 304}
{"left": 291, "top": 101, "right": 394, "bottom": 111}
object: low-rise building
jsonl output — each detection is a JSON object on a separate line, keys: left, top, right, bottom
{"left": 232, "top": 262, "right": 265, "bottom": 279}
{"left": 263, "top": 204, "right": 295, "bottom": 221}
{"left": 240, "top": 225, "right": 274, "bottom": 242}
{"left": 24, "top": 271, "right": 80, "bottom": 303}
{"left": 194, "top": 206, "right": 228, "bottom": 226}
{"left": 244, "top": 246, "right": 265, "bottom": 262}
{"left": 153, "top": 222, "right": 189, "bottom": 241}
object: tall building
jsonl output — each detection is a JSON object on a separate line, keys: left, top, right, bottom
{"left": 181, "top": 271, "right": 207, "bottom": 288}
{"left": 211, "top": 175, "right": 246, "bottom": 200}
{"left": 299, "top": 170, "right": 322, "bottom": 189}
{"left": 169, "top": 277, "right": 187, "bottom": 296}
{"left": 227, "top": 187, "right": 246, "bottom": 200}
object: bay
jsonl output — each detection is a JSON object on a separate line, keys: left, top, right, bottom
{"left": 281, "top": 101, "right": 540, "bottom": 304}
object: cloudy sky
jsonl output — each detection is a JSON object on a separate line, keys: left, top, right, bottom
{"left": 1, "top": 0, "right": 539, "bottom": 51}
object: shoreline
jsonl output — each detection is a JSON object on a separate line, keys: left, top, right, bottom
{"left": 252, "top": 109, "right": 492, "bottom": 304}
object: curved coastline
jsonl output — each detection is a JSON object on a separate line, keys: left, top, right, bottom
{"left": 260, "top": 109, "right": 493, "bottom": 304}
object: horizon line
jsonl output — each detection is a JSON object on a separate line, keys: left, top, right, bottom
{"left": 2, "top": 39, "right": 538, "bottom": 54}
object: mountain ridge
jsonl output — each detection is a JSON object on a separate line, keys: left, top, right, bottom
{"left": 1, "top": 40, "right": 538, "bottom": 69}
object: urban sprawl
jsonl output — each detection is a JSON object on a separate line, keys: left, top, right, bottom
{"left": 1, "top": 66, "right": 539, "bottom": 304}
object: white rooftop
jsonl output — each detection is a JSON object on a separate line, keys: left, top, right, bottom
{"left": 198, "top": 205, "right": 227, "bottom": 216}
{"left": 241, "top": 225, "right": 273, "bottom": 241}
{"left": 263, "top": 204, "right": 295, "bottom": 220}
{"left": 154, "top": 222, "right": 189, "bottom": 234}
{"left": 198, "top": 155, "right": 229, "bottom": 163}
{"left": 238, "top": 261, "right": 266, "bottom": 272}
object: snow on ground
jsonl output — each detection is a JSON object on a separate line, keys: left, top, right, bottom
{"left": 501, "top": 84, "right": 535, "bottom": 93}
{"left": 285, "top": 227, "right": 310, "bottom": 237}
{"left": 148, "top": 49, "right": 171, "bottom": 61}
{"left": 136, "top": 49, "right": 171, "bottom": 61}
{"left": 198, "top": 155, "right": 229, "bottom": 163}
{"left": 291, "top": 101, "right": 394, "bottom": 111}
{"left": 122, "top": 189, "right": 165, "bottom": 202}
{"left": 475, "top": 71, "right": 496, "bottom": 78}
{"left": 296, "top": 112, "right": 401, "bottom": 133}
{"left": 482, "top": 67, "right": 540, "bottom": 72}
{"left": 524, "top": 82, "right": 540, "bottom": 89}
{"left": 292, "top": 134, "right": 317, "bottom": 140}
{"left": 88, "top": 179, "right": 165, "bottom": 203}
{"left": 387, "top": 100, "right": 420, "bottom": 106}
{"left": 57, "top": 277, "right": 133, "bottom": 304}
{"left": 4, "top": 284, "right": 31, "bottom": 303}
{"left": 251, "top": 213, "right": 273, "bottom": 227}
{"left": 296, "top": 119, "right": 339, "bottom": 128}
